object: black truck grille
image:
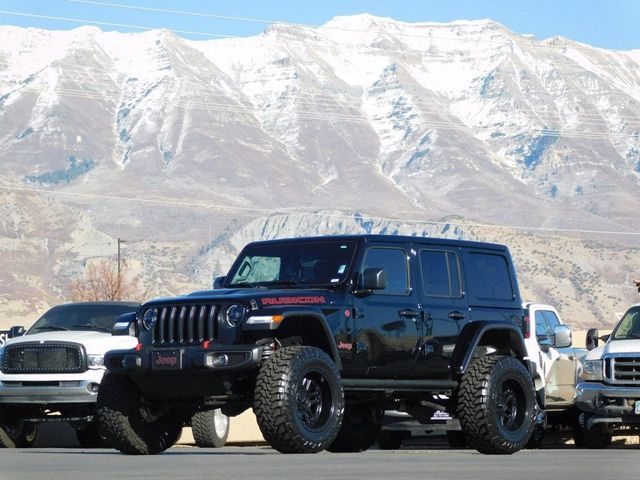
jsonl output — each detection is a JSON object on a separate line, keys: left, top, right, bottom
{"left": 151, "top": 304, "right": 220, "bottom": 346}
{"left": 607, "top": 356, "right": 640, "bottom": 385}
{"left": 2, "top": 342, "right": 86, "bottom": 374}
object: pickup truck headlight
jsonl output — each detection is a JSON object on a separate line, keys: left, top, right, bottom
{"left": 583, "top": 360, "right": 603, "bottom": 381}
{"left": 87, "top": 354, "right": 105, "bottom": 369}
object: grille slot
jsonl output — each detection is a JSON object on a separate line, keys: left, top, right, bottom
{"left": 152, "top": 304, "right": 219, "bottom": 345}
{"left": 2, "top": 343, "right": 86, "bottom": 374}
{"left": 606, "top": 356, "right": 640, "bottom": 385}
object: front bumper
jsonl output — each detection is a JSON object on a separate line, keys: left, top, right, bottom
{"left": 105, "top": 344, "right": 264, "bottom": 374}
{"left": 0, "top": 369, "right": 105, "bottom": 404}
{"left": 575, "top": 382, "right": 640, "bottom": 428}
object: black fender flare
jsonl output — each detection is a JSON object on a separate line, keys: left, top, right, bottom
{"left": 451, "top": 321, "right": 530, "bottom": 377}
{"left": 275, "top": 309, "right": 342, "bottom": 372}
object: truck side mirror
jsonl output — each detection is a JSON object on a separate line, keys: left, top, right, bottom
{"left": 586, "top": 328, "right": 599, "bottom": 351}
{"left": 8, "top": 326, "right": 25, "bottom": 338}
{"left": 363, "top": 268, "right": 386, "bottom": 290}
{"left": 553, "top": 324, "right": 572, "bottom": 348}
{"left": 213, "top": 276, "right": 226, "bottom": 289}
{"left": 112, "top": 312, "right": 137, "bottom": 337}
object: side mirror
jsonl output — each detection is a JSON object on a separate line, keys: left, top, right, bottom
{"left": 586, "top": 328, "right": 599, "bottom": 351}
{"left": 213, "top": 276, "right": 226, "bottom": 289}
{"left": 363, "top": 268, "right": 386, "bottom": 290}
{"left": 554, "top": 324, "right": 572, "bottom": 348}
{"left": 112, "top": 312, "right": 137, "bottom": 337}
{"left": 8, "top": 326, "right": 25, "bottom": 338}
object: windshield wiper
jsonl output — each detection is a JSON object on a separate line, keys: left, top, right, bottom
{"left": 258, "top": 280, "right": 307, "bottom": 288}
{"left": 227, "top": 282, "right": 266, "bottom": 288}
{"left": 33, "top": 325, "right": 69, "bottom": 331}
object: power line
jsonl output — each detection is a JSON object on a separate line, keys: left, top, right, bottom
{"left": 1, "top": 184, "right": 640, "bottom": 237}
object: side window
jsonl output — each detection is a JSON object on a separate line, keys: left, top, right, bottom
{"left": 543, "top": 311, "right": 560, "bottom": 331}
{"left": 362, "top": 247, "right": 409, "bottom": 295}
{"left": 467, "top": 253, "right": 514, "bottom": 301}
{"left": 420, "top": 250, "right": 462, "bottom": 297}
{"left": 535, "top": 311, "right": 552, "bottom": 339}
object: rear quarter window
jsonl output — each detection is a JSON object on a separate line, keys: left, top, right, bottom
{"left": 465, "top": 252, "right": 515, "bottom": 303}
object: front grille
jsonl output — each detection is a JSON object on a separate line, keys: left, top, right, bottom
{"left": 605, "top": 355, "right": 640, "bottom": 385}
{"left": 151, "top": 304, "right": 219, "bottom": 346}
{"left": 2, "top": 342, "right": 86, "bottom": 374}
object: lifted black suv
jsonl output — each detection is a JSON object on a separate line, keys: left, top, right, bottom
{"left": 98, "top": 235, "right": 537, "bottom": 454}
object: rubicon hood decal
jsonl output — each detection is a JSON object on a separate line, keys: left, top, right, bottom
{"left": 261, "top": 296, "right": 326, "bottom": 306}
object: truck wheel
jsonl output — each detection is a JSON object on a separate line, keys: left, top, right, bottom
{"left": 253, "top": 346, "right": 344, "bottom": 453}
{"left": 327, "top": 404, "right": 382, "bottom": 452}
{"left": 97, "top": 373, "right": 183, "bottom": 455}
{"left": 377, "top": 430, "right": 404, "bottom": 450}
{"left": 0, "top": 407, "right": 38, "bottom": 448}
{"left": 75, "top": 422, "right": 110, "bottom": 448}
{"left": 191, "top": 409, "right": 229, "bottom": 448}
{"left": 572, "top": 425, "right": 586, "bottom": 448}
{"left": 583, "top": 423, "right": 612, "bottom": 449}
{"left": 458, "top": 355, "right": 536, "bottom": 454}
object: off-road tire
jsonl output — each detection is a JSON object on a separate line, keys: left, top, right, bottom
{"left": 192, "top": 409, "right": 229, "bottom": 448}
{"left": 583, "top": 423, "right": 612, "bottom": 449}
{"left": 253, "top": 346, "right": 344, "bottom": 453}
{"left": 327, "top": 404, "right": 382, "bottom": 452}
{"left": 75, "top": 422, "right": 110, "bottom": 448}
{"left": 458, "top": 355, "right": 536, "bottom": 454}
{"left": 377, "top": 430, "right": 404, "bottom": 450}
{"left": 0, "top": 407, "right": 38, "bottom": 448}
{"left": 97, "top": 373, "right": 183, "bottom": 455}
{"left": 572, "top": 425, "right": 586, "bottom": 448}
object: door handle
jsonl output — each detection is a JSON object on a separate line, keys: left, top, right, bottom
{"left": 399, "top": 309, "right": 420, "bottom": 318}
{"left": 448, "top": 311, "right": 466, "bottom": 320}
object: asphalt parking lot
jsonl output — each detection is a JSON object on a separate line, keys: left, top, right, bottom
{"left": 1, "top": 445, "right": 640, "bottom": 480}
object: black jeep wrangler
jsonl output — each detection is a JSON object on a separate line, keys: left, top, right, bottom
{"left": 98, "top": 235, "right": 537, "bottom": 454}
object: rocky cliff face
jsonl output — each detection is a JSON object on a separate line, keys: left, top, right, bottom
{"left": 1, "top": 17, "right": 638, "bottom": 328}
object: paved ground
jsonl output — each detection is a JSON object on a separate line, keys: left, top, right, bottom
{"left": 1, "top": 445, "right": 640, "bottom": 480}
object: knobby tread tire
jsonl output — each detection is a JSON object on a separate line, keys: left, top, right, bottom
{"left": 192, "top": 409, "right": 229, "bottom": 448}
{"left": 97, "top": 373, "right": 182, "bottom": 455}
{"left": 253, "top": 346, "right": 344, "bottom": 454}
{"left": 458, "top": 355, "right": 535, "bottom": 455}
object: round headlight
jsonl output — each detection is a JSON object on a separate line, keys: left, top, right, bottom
{"left": 225, "top": 305, "right": 246, "bottom": 327}
{"left": 142, "top": 308, "right": 157, "bottom": 330}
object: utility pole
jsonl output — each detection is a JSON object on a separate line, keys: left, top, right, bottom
{"left": 117, "top": 238, "right": 126, "bottom": 281}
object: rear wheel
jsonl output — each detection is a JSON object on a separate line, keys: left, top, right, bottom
{"left": 327, "top": 404, "right": 382, "bottom": 452}
{"left": 97, "top": 373, "right": 183, "bottom": 455}
{"left": 377, "top": 430, "right": 404, "bottom": 450}
{"left": 75, "top": 422, "right": 110, "bottom": 448}
{"left": 254, "top": 346, "right": 344, "bottom": 453}
{"left": 583, "top": 422, "right": 612, "bottom": 449}
{"left": 191, "top": 409, "right": 229, "bottom": 448}
{"left": 458, "top": 355, "right": 536, "bottom": 454}
{"left": 0, "top": 407, "right": 38, "bottom": 448}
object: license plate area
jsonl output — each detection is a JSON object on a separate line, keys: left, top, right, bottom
{"left": 152, "top": 350, "right": 180, "bottom": 370}
{"left": 635, "top": 401, "right": 640, "bottom": 415}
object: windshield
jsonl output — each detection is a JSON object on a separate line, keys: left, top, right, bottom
{"left": 611, "top": 306, "right": 640, "bottom": 340}
{"left": 27, "top": 303, "right": 139, "bottom": 335}
{"left": 226, "top": 241, "right": 357, "bottom": 288}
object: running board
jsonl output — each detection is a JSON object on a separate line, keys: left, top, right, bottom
{"left": 341, "top": 378, "right": 458, "bottom": 392}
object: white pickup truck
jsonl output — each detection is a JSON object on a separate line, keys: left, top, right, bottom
{"left": 575, "top": 299, "right": 640, "bottom": 448}
{"left": 377, "top": 302, "right": 586, "bottom": 449}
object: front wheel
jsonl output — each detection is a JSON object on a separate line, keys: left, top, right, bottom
{"left": 191, "top": 409, "right": 229, "bottom": 448}
{"left": 97, "top": 373, "right": 183, "bottom": 455}
{"left": 458, "top": 355, "right": 536, "bottom": 454}
{"left": 583, "top": 422, "right": 612, "bottom": 449}
{"left": 253, "top": 346, "right": 344, "bottom": 453}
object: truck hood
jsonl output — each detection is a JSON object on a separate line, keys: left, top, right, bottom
{"left": 5, "top": 331, "right": 138, "bottom": 355}
{"left": 585, "top": 339, "right": 640, "bottom": 360}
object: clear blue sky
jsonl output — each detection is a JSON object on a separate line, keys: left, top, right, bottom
{"left": 1, "top": 0, "right": 639, "bottom": 50}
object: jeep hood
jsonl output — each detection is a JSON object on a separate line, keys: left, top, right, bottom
{"left": 5, "top": 331, "right": 138, "bottom": 355}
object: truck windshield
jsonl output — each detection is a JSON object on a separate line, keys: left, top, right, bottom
{"left": 27, "top": 303, "right": 139, "bottom": 335}
{"left": 611, "top": 306, "right": 640, "bottom": 340}
{"left": 226, "top": 241, "right": 357, "bottom": 288}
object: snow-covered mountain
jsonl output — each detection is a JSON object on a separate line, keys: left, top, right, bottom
{"left": 1, "top": 16, "right": 639, "bottom": 328}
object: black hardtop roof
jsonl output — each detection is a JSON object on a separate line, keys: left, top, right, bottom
{"left": 246, "top": 234, "right": 509, "bottom": 251}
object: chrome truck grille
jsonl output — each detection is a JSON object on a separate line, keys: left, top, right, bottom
{"left": 2, "top": 342, "right": 86, "bottom": 374}
{"left": 605, "top": 355, "right": 640, "bottom": 385}
{"left": 151, "top": 304, "right": 219, "bottom": 346}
